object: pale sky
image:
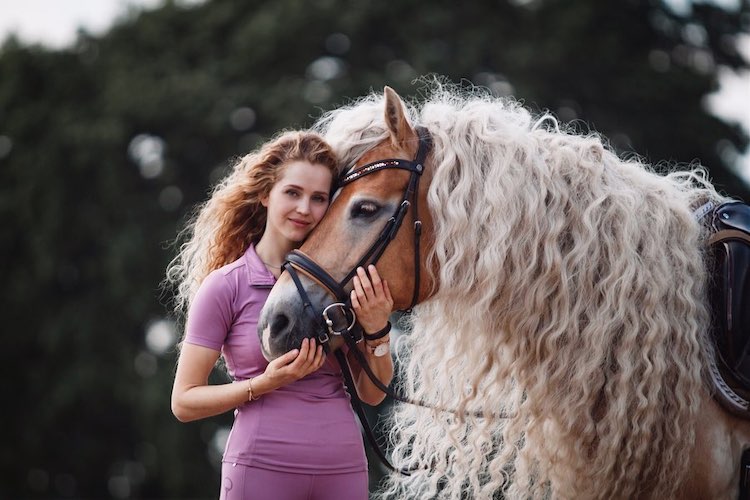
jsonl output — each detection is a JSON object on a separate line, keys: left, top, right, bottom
{"left": 0, "top": 0, "right": 165, "bottom": 48}
{"left": 0, "top": 0, "right": 748, "bottom": 180}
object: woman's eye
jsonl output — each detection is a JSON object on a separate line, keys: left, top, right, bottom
{"left": 351, "top": 201, "right": 380, "bottom": 219}
{"left": 285, "top": 190, "right": 299, "bottom": 197}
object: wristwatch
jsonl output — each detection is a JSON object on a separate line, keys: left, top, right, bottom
{"left": 371, "top": 342, "right": 390, "bottom": 357}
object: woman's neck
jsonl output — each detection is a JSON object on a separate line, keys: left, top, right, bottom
{"left": 255, "top": 234, "right": 296, "bottom": 269}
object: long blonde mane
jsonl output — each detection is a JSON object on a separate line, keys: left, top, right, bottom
{"left": 315, "top": 83, "right": 725, "bottom": 499}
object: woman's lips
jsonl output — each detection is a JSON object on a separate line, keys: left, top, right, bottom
{"left": 289, "top": 218, "right": 310, "bottom": 228}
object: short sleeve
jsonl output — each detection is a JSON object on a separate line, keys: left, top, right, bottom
{"left": 184, "top": 270, "right": 235, "bottom": 351}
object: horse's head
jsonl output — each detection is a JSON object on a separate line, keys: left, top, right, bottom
{"left": 258, "top": 87, "right": 436, "bottom": 360}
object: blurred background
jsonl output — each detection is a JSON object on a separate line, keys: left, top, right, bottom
{"left": 1, "top": 0, "right": 749, "bottom": 498}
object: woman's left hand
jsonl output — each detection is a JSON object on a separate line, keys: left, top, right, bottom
{"left": 350, "top": 265, "right": 394, "bottom": 334}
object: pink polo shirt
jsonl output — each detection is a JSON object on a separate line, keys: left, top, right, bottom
{"left": 184, "top": 244, "right": 367, "bottom": 474}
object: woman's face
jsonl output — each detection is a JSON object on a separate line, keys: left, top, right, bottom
{"left": 262, "top": 160, "right": 333, "bottom": 246}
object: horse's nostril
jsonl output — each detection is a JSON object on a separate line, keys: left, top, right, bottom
{"left": 271, "top": 313, "right": 290, "bottom": 335}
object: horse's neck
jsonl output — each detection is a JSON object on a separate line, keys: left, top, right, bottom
{"left": 678, "top": 389, "right": 750, "bottom": 499}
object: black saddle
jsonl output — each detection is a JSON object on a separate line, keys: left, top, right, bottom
{"left": 707, "top": 201, "right": 750, "bottom": 417}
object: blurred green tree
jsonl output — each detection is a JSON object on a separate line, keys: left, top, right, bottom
{"left": 0, "top": 0, "right": 747, "bottom": 498}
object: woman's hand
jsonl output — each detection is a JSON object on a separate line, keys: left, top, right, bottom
{"left": 351, "top": 265, "right": 394, "bottom": 334}
{"left": 348, "top": 265, "right": 395, "bottom": 405}
{"left": 262, "top": 338, "right": 326, "bottom": 390}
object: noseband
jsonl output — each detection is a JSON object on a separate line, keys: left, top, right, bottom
{"left": 282, "top": 126, "right": 432, "bottom": 349}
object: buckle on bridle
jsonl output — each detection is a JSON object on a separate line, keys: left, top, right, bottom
{"left": 322, "top": 303, "right": 357, "bottom": 338}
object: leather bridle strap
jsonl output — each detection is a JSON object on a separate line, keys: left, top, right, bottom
{"left": 333, "top": 348, "right": 411, "bottom": 475}
{"left": 282, "top": 260, "right": 345, "bottom": 349}
{"left": 286, "top": 250, "right": 348, "bottom": 301}
{"left": 340, "top": 329, "right": 501, "bottom": 419}
{"left": 279, "top": 126, "right": 510, "bottom": 475}
{"left": 282, "top": 126, "right": 432, "bottom": 351}
{"left": 336, "top": 126, "right": 431, "bottom": 305}
{"left": 333, "top": 324, "right": 510, "bottom": 476}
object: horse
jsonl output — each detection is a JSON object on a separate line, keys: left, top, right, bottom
{"left": 257, "top": 84, "right": 750, "bottom": 499}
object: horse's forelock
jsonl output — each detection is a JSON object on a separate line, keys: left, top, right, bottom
{"left": 314, "top": 95, "right": 395, "bottom": 174}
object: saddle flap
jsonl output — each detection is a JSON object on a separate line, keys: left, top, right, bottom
{"left": 710, "top": 201, "right": 750, "bottom": 386}
{"left": 714, "top": 201, "right": 750, "bottom": 234}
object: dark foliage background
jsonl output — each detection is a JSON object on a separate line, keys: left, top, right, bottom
{"left": 1, "top": 0, "right": 748, "bottom": 498}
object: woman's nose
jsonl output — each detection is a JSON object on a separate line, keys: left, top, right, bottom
{"left": 296, "top": 197, "right": 311, "bottom": 214}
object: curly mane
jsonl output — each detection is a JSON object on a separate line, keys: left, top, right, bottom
{"left": 315, "top": 83, "right": 726, "bottom": 499}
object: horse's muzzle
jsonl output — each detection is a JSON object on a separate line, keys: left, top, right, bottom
{"left": 258, "top": 273, "right": 345, "bottom": 361}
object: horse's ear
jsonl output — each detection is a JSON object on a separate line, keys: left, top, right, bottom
{"left": 383, "top": 86, "right": 416, "bottom": 148}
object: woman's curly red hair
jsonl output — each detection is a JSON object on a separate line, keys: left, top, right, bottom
{"left": 166, "top": 131, "right": 338, "bottom": 316}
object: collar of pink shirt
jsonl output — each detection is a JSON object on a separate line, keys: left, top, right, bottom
{"left": 244, "top": 243, "right": 278, "bottom": 288}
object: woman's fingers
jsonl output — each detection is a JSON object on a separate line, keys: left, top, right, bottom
{"left": 356, "top": 267, "right": 375, "bottom": 301}
{"left": 295, "top": 338, "right": 315, "bottom": 369}
{"left": 352, "top": 275, "right": 366, "bottom": 304}
{"left": 264, "top": 339, "right": 325, "bottom": 389}
{"left": 272, "top": 347, "right": 300, "bottom": 368}
{"left": 349, "top": 265, "right": 393, "bottom": 334}
{"left": 297, "top": 339, "right": 324, "bottom": 375}
{"left": 350, "top": 289, "right": 361, "bottom": 309}
{"left": 313, "top": 344, "right": 325, "bottom": 370}
{"left": 354, "top": 265, "right": 388, "bottom": 303}
{"left": 367, "top": 265, "right": 384, "bottom": 292}
{"left": 293, "top": 341, "right": 324, "bottom": 376}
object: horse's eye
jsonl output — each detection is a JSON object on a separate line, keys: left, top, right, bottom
{"left": 351, "top": 201, "right": 381, "bottom": 219}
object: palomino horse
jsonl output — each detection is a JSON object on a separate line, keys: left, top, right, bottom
{"left": 258, "top": 85, "right": 750, "bottom": 499}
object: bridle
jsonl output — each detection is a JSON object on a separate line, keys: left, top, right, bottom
{"left": 274, "top": 126, "right": 431, "bottom": 475}
{"left": 282, "top": 126, "right": 432, "bottom": 350}
{"left": 278, "top": 125, "right": 507, "bottom": 474}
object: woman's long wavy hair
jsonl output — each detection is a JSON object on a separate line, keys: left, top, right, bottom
{"left": 315, "top": 82, "right": 726, "bottom": 499}
{"left": 165, "top": 131, "right": 338, "bottom": 322}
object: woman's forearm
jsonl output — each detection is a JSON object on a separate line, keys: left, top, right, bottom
{"left": 352, "top": 346, "right": 394, "bottom": 406}
{"left": 172, "top": 379, "right": 254, "bottom": 422}
{"left": 171, "top": 343, "right": 260, "bottom": 422}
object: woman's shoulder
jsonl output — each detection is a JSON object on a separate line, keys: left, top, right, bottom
{"left": 204, "top": 255, "right": 248, "bottom": 286}
{"left": 197, "top": 257, "right": 246, "bottom": 300}
{"left": 217, "top": 253, "right": 249, "bottom": 276}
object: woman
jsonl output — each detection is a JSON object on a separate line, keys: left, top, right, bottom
{"left": 166, "top": 131, "right": 394, "bottom": 500}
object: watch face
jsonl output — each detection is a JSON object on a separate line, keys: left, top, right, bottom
{"left": 373, "top": 343, "right": 390, "bottom": 357}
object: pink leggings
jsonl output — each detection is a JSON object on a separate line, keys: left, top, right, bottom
{"left": 219, "top": 462, "right": 368, "bottom": 500}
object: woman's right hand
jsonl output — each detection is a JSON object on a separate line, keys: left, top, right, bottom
{"left": 171, "top": 339, "right": 325, "bottom": 422}
{"left": 260, "top": 338, "right": 326, "bottom": 391}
